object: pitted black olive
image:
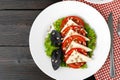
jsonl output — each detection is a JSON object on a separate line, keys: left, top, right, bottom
{"left": 50, "top": 30, "right": 62, "bottom": 47}
{"left": 51, "top": 48, "right": 63, "bottom": 70}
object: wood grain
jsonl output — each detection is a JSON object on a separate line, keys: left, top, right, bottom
{"left": 0, "top": 47, "right": 31, "bottom": 60}
{"left": 0, "top": 60, "right": 54, "bottom": 80}
{"left": 0, "top": 11, "right": 40, "bottom": 46}
{"left": 0, "top": 47, "right": 54, "bottom": 80}
{"left": 0, "top": 0, "right": 60, "bottom": 9}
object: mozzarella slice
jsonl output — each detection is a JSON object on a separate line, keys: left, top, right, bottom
{"left": 66, "top": 50, "right": 92, "bottom": 64}
{"left": 61, "top": 19, "right": 78, "bottom": 32}
{"left": 66, "top": 41, "right": 92, "bottom": 53}
{"left": 63, "top": 29, "right": 90, "bottom": 41}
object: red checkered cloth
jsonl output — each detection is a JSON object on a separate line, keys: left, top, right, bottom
{"left": 63, "top": 0, "right": 120, "bottom": 80}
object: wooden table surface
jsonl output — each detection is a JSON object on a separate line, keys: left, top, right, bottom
{"left": 0, "top": 0, "right": 96, "bottom": 80}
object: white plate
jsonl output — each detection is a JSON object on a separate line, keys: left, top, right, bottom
{"left": 85, "top": 0, "right": 113, "bottom": 4}
{"left": 29, "top": 1, "right": 111, "bottom": 80}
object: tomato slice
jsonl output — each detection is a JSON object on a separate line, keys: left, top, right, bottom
{"left": 61, "top": 16, "right": 84, "bottom": 29}
{"left": 68, "top": 62, "right": 86, "bottom": 68}
{"left": 61, "top": 25, "right": 86, "bottom": 37}
{"left": 64, "top": 48, "right": 87, "bottom": 68}
{"left": 64, "top": 48, "right": 87, "bottom": 61}
{"left": 62, "top": 35, "right": 86, "bottom": 52}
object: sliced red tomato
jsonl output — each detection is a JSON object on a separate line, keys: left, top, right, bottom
{"left": 62, "top": 35, "right": 86, "bottom": 52}
{"left": 64, "top": 48, "right": 87, "bottom": 68}
{"left": 68, "top": 62, "right": 86, "bottom": 68}
{"left": 60, "top": 16, "right": 84, "bottom": 29}
{"left": 61, "top": 25, "right": 86, "bottom": 37}
{"left": 64, "top": 48, "right": 87, "bottom": 61}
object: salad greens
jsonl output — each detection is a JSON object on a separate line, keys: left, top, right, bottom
{"left": 84, "top": 23, "right": 97, "bottom": 57}
{"left": 44, "top": 18, "right": 64, "bottom": 57}
{"left": 81, "top": 64, "right": 88, "bottom": 69}
{"left": 44, "top": 34, "right": 58, "bottom": 57}
{"left": 44, "top": 17, "right": 97, "bottom": 68}
{"left": 61, "top": 60, "right": 67, "bottom": 67}
{"left": 53, "top": 18, "right": 64, "bottom": 32}
{"left": 45, "top": 18, "right": 67, "bottom": 67}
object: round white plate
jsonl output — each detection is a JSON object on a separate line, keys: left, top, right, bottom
{"left": 29, "top": 1, "right": 111, "bottom": 80}
{"left": 85, "top": 0, "right": 113, "bottom": 4}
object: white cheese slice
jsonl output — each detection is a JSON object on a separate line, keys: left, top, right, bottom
{"left": 66, "top": 50, "right": 92, "bottom": 64}
{"left": 61, "top": 19, "right": 78, "bottom": 32}
{"left": 66, "top": 41, "right": 92, "bottom": 53}
{"left": 63, "top": 29, "right": 90, "bottom": 41}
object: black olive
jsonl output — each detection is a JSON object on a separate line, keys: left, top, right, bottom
{"left": 51, "top": 48, "right": 63, "bottom": 70}
{"left": 50, "top": 30, "right": 62, "bottom": 47}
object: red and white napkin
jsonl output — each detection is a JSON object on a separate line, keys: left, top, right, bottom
{"left": 63, "top": 0, "right": 120, "bottom": 80}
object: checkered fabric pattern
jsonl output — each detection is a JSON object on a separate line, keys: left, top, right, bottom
{"left": 63, "top": 0, "right": 120, "bottom": 80}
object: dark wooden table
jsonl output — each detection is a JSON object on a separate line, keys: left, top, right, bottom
{"left": 0, "top": 0, "right": 96, "bottom": 80}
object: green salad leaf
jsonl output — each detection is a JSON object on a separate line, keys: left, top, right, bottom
{"left": 53, "top": 18, "right": 64, "bottom": 32}
{"left": 81, "top": 64, "right": 88, "bottom": 69}
{"left": 61, "top": 61, "right": 67, "bottom": 67}
{"left": 44, "top": 18, "right": 64, "bottom": 57}
{"left": 84, "top": 23, "right": 97, "bottom": 57}
{"left": 44, "top": 34, "right": 58, "bottom": 57}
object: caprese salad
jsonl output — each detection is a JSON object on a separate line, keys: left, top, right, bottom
{"left": 44, "top": 16, "right": 96, "bottom": 70}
